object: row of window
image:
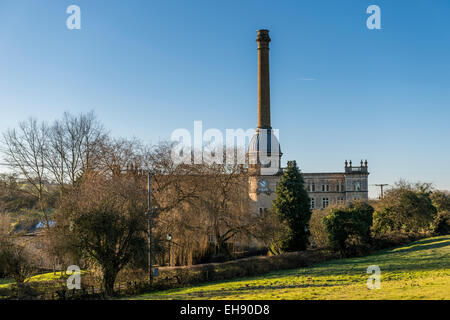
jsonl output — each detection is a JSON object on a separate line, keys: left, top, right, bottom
{"left": 310, "top": 197, "right": 344, "bottom": 209}
{"left": 310, "top": 196, "right": 363, "bottom": 209}
{"left": 258, "top": 195, "right": 361, "bottom": 213}
{"left": 306, "top": 182, "right": 363, "bottom": 192}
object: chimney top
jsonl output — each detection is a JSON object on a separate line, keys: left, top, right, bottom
{"left": 256, "top": 29, "right": 271, "bottom": 47}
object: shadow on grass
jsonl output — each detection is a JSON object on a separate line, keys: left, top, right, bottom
{"left": 133, "top": 236, "right": 450, "bottom": 300}
{"left": 276, "top": 236, "right": 450, "bottom": 278}
{"left": 387, "top": 236, "right": 450, "bottom": 254}
{"left": 147, "top": 282, "right": 344, "bottom": 299}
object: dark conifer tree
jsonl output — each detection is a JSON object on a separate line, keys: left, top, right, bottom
{"left": 272, "top": 160, "right": 311, "bottom": 251}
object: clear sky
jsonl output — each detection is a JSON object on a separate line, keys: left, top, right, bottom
{"left": 0, "top": 0, "right": 449, "bottom": 198}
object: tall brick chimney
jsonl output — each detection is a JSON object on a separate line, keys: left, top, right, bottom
{"left": 256, "top": 29, "right": 271, "bottom": 129}
{"left": 248, "top": 29, "right": 281, "bottom": 175}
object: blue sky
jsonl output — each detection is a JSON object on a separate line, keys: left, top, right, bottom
{"left": 0, "top": 0, "right": 449, "bottom": 198}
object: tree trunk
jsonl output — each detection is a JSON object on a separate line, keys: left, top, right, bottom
{"left": 102, "top": 267, "right": 118, "bottom": 297}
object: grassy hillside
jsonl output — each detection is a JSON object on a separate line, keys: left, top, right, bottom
{"left": 0, "top": 272, "right": 67, "bottom": 290}
{"left": 132, "top": 235, "right": 450, "bottom": 300}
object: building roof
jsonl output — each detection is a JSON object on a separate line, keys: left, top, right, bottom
{"left": 248, "top": 129, "right": 281, "bottom": 155}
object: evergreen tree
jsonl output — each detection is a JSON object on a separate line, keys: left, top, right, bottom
{"left": 272, "top": 160, "right": 311, "bottom": 251}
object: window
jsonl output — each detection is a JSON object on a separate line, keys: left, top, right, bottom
{"left": 259, "top": 208, "right": 263, "bottom": 215}
{"left": 337, "top": 196, "right": 344, "bottom": 204}
{"left": 322, "top": 184, "right": 329, "bottom": 192}
{"left": 310, "top": 183, "right": 315, "bottom": 192}
{"left": 322, "top": 197, "right": 329, "bottom": 208}
{"left": 354, "top": 181, "right": 361, "bottom": 191}
{"left": 310, "top": 198, "right": 315, "bottom": 210}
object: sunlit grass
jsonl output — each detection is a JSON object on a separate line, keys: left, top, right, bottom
{"left": 0, "top": 271, "right": 76, "bottom": 289}
{"left": 132, "top": 235, "right": 450, "bottom": 300}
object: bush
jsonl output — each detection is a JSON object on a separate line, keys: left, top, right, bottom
{"left": 323, "top": 201, "right": 374, "bottom": 257}
{"left": 144, "top": 249, "right": 337, "bottom": 292}
{"left": 433, "top": 211, "right": 450, "bottom": 235}
{"left": 309, "top": 209, "right": 330, "bottom": 248}
{"left": 430, "top": 191, "right": 450, "bottom": 213}
{"left": 372, "top": 182, "right": 437, "bottom": 234}
{"left": 371, "top": 232, "right": 430, "bottom": 251}
{"left": 372, "top": 207, "right": 396, "bottom": 235}
{"left": 0, "top": 237, "right": 36, "bottom": 284}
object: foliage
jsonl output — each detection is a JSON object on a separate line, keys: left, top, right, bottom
{"left": 323, "top": 201, "right": 374, "bottom": 257}
{"left": 430, "top": 191, "right": 450, "bottom": 235}
{"left": 272, "top": 160, "right": 311, "bottom": 252}
{"left": 309, "top": 207, "right": 343, "bottom": 249}
{"left": 372, "top": 181, "right": 437, "bottom": 234}
{"left": 430, "top": 190, "right": 450, "bottom": 213}
{"left": 433, "top": 211, "right": 450, "bottom": 235}
{"left": 55, "top": 173, "right": 148, "bottom": 296}
{"left": 370, "top": 231, "right": 430, "bottom": 251}
{"left": 252, "top": 208, "right": 290, "bottom": 255}
{"left": 0, "top": 237, "right": 36, "bottom": 284}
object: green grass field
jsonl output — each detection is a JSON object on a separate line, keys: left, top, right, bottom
{"left": 132, "top": 235, "right": 450, "bottom": 300}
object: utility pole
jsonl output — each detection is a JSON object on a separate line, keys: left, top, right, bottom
{"left": 147, "top": 172, "right": 153, "bottom": 286}
{"left": 374, "top": 184, "right": 389, "bottom": 199}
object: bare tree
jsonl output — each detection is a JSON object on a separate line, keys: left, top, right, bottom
{"left": 46, "top": 111, "right": 107, "bottom": 189}
{"left": 97, "top": 137, "right": 143, "bottom": 177}
{"left": 3, "top": 118, "right": 50, "bottom": 225}
{"left": 198, "top": 162, "right": 251, "bottom": 257}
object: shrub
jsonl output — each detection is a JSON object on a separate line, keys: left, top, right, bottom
{"left": 0, "top": 237, "right": 36, "bottom": 284}
{"left": 371, "top": 232, "right": 430, "bottom": 251}
{"left": 433, "top": 211, "right": 450, "bottom": 235}
{"left": 372, "top": 207, "right": 395, "bottom": 235}
{"left": 323, "top": 201, "right": 374, "bottom": 257}
{"left": 430, "top": 191, "right": 450, "bottom": 213}
{"left": 372, "top": 181, "right": 437, "bottom": 234}
{"left": 143, "top": 249, "right": 337, "bottom": 292}
{"left": 309, "top": 209, "right": 330, "bottom": 248}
